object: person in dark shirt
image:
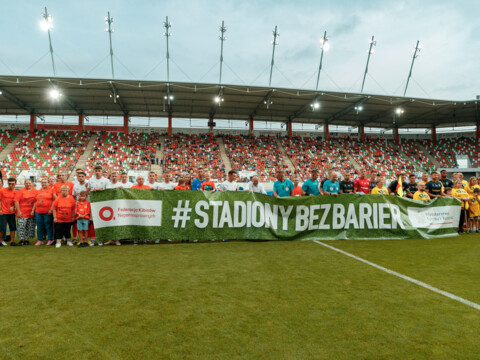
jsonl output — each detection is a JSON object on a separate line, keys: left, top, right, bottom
{"left": 340, "top": 172, "right": 354, "bottom": 194}
{"left": 439, "top": 169, "right": 454, "bottom": 189}
{"left": 406, "top": 174, "right": 419, "bottom": 199}
{"left": 369, "top": 172, "right": 377, "bottom": 191}
{"left": 388, "top": 173, "right": 409, "bottom": 196}
{"left": 426, "top": 171, "right": 445, "bottom": 198}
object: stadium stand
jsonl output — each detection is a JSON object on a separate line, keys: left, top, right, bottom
{"left": 223, "top": 135, "right": 285, "bottom": 181}
{"left": 84, "top": 132, "right": 160, "bottom": 177}
{"left": 420, "top": 137, "right": 480, "bottom": 168}
{"left": 281, "top": 136, "right": 355, "bottom": 179}
{"left": 399, "top": 139, "right": 436, "bottom": 172}
{"left": 0, "top": 129, "right": 19, "bottom": 153}
{"left": 342, "top": 137, "right": 416, "bottom": 181}
{"left": 162, "top": 133, "right": 225, "bottom": 179}
{"left": 3, "top": 130, "right": 90, "bottom": 178}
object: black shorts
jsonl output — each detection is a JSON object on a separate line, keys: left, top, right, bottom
{"left": 0, "top": 213, "right": 17, "bottom": 234}
{"left": 54, "top": 222, "right": 72, "bottom": 240}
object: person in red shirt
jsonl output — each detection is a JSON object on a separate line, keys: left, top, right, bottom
{"left": 0, "top": 178, "right": 17, "bottom": 246}
{"left": 14, "top": 179, "right": 38, "bottom": 246}
{"left": 34, "top": 178, "right": 55, "bottom": 245}
{"left": 354, "top": 168, "right": 371, "bottom": 194}
{"left": 52, "top": 185, "right": 76, "bottom": 248}
{"left": 183, "top": 174, "right": 192, "bottom": 190}
{"left": 175, "top": 179, "right": 189, "bottom": 191}
{"left": 53, "top": 172, "right": 74, "bottom": 197}
{"left": 292, "top": 177, "right": 302, "bottom": 196}
{"left": 48, "top": 176, "right": 56, "bottom": 192}
{"left": 131, "top": 176, "right": 151, "bottom": 189}
{"left": 76, "top": 191, "right": 91, "bottom": 248}
{"left": 200, "top": 171, "right": 216, "bottom": 192}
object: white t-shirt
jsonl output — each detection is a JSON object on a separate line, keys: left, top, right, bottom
{"left": 247, "top": 182, "right": 267, "bottom": 194}
{"left": 88, "top": 177, "right": 110, "bottom": 191}
{"left": 107, "top": 181, "right": 124, "bottom": 189}
{"left": 158, "top": 182, "right": 177, "bottom": 190}
{"left": 217, "top": 180, "right": 238, "bottom": 192}
{"left": 119, "top": 181, "right": 133, "bottom": 189}
{"left": 72, "top": 182, "right": 89, "bottom": 201}
{"left": 147, "top": 181, "right": 162, "bottom": 190}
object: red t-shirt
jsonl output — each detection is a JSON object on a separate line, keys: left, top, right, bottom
{"left": 53, "top": 181, "right": 74, "bottom": 196}
{"left": 293, "top": 186, "right": 302, "bottom": 196}
{"left": 201, "top": 181, "right": 216, "bottom": 191}
{"left": 354, "top": 178, "right": 371, "bottom": 194}
{"left": 131, "top": 184, "right": 151, "bottom": 189}
{"left": 175, "top": 185, "right": 189, "bottom": 191}
{"left": 15, "top": 188, "right": 38, "bottom": 218}
{"left": 76, "top": 201, "right": 91, "bottom": 220}
{"left": 0, "top": 188, "right": 17, "bottom": 214}
{"left": 35, "top": 188, "right": 54, "bottom": 214}
{"left": 52, "top": 195, "right": 76, "bottom": 223}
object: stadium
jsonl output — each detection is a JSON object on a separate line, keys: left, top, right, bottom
{"left": 1, "top": 1, "right": 479, "bottom": 359}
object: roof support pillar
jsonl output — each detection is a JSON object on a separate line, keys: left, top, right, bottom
{"left": 209, "top": 115, "right": 214, "bottom": 137}
{"left": 249, "top": 116, "right": 254, "bottom": 137}
{"left": 123, "top": 115, "right": 129, "bottom": 135}
{"left": 168, "top": 113, "right": 173, "bottom": 136}
{"left": 287, "top": 120, "right": 292, "bottom": 139}
{"left": 29, "top": 113, "right": 36, "bottom": 134}
{"left": 324, "top": 122, "right": 330, "bottom": 140}
{"left": 394, "top": 127, "right": 399, "bottom": 144}
{"left": 360, "top": 125, "right": 365, "bottom": 142}
{"left": 432, "top": 125, "right": 436, "bottom": 144}
{"left": 476, "top": 124, "right": 480, "bottom": 141}
{"left": 78, "top": 113, "right": 84, "bottom": 133}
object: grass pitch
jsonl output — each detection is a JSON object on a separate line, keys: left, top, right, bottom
{"left": 1, "top": 235, "right": 479, "bottom": 359}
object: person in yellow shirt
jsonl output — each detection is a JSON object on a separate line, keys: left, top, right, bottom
{"left": 464, "top": 177, "right": 480, "bottom": 196}
{"left": 413, "top": 182, "right": 431, "bottom": 203}
{"left": 452, "top": 181, "right": 469, "bottom": 233}
{"left": 467, "top": 187, "right": 480, "bottom": 233}
{"left": 458, "top": 173, "right": 469, "bottom": 188}
{"left": 418, "top": 172, "right": 429, "bottom": 185}
{"left": 371, "top": 179, "right": 388, "bottom": 195}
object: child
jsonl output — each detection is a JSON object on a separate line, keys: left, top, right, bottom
{"left": 175, "top": 179, "right": 189, "bottom": 191}
{"left": 76, "top": 191, "right": 91, "bottom": 248}
{"left": 468, "top": 187, "right": 480, "bottom": 233}
{"left": 200, "top": 171, "right": 216, "bottom": 192}
{"left": 444, "top": 187, "right": 452, "bottom": 197}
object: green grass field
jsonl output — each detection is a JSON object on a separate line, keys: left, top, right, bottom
{"left": 1, "top": 235, "right": 479, "bottom": 359}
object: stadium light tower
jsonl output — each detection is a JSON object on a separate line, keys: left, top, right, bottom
{"left": 268, "top": 26, "right": 280, "bottom": 87}
{"left": 105, "top": 12, "right": 115, "bottom": 79}
{"left": 315, "top": 31, "right": 329, "bottom": 90}
{"left": 360, "top": 36, "right": 376, "bottom": 93}
{"left": 41, "top": 7, "right": 56, "bottom": 76}
{"left": 218, "top": 21, "right": 227, "bottom": 84}
{"left": 403, "top": 40, "right": 421, "bottom": 96}
{"left": 163, "top": 16, "right": 172, "bottom": 83}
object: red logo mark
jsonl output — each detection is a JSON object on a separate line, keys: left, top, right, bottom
{"left": 99, "top": 206, "right": 114, "bottom": 221}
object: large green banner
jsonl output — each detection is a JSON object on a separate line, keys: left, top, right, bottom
{"left": 89, "top": 190, "right": 461, "bottom": 242}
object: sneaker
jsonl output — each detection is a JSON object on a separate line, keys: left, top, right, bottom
{"left": 476, "top": 230, "right": 480, "bottom": 233}
{"left": 46, "top": 240, "right": 54, "bottom": 246}
{"left": 67, "top": 241, "right": 74, "bottom": 247}
{"left": 89, "top": 243, "right": 95, "bottom": 247}
{"left": 133, "top": 240, "right": 138, "bottom": 245}
{"left": 24, "top": 240, "right": 30, "bottom": 245}
{"left": 104, "top": 240, "right": 114, "bottom": 245}
{"left": 98, "top": 242, "right": 103, "bottom": 247}
{"left": 10, "top": 242, "right": 18, "bottom": 246}
{"left": 1, "top": 241, "right": 7, "bottom": 246}
{"left": 142, "top": 240, "right": 147, "bottom": 245}
{"left": 18, "top": 241, "right": 25, "bottom": 246}
{"left": 0, "top": 242, "right": 5, "bottom": 247}
{"left": 55, "top": 242, "right": 61, "bottom": 248}
{"left": 115, "top": 241, "right": 121, "bottom": 246}
{"left": 155, "top": 240, "right": 160, "bottom": 244}
{"left": 222, "top": 239, "right": 229, "bottom": 242}
{"left": 468, "top": 230, "right": 474, "bottom": 233}
{"left": 35, "top": 241, "right": 43, "bottom": 246}
{"left": 193, "top": 240, "right": 198, "bottom": 243}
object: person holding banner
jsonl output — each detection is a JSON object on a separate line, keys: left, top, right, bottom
{"left": 191, "top": 169, "right": 205, "bottom": 191}
{"left": 53, "top": 172, "right": 74, "bottom": 197}
{"left": 158, "top": 173, "right": 176, "bottom": 190}
{"left": 200, "top": 171, "right": 216, "bottom": 192}
{"left": 439, "top": 170, "right": 454, "bottom": 189}
{"left": 413, "top": 183, "right": 431, "bottom": 203}
{"left": 273, "top": 170, "right": 294, "bottom": 197}
{"left": 467, "top": 188, "right": 480, "bottom": 232}
{"left": 147, "top": 171, "right": 161, "bottom": 190}
{"left": 322, "top": 172, "right": 340, "bottom": 196}
{"left": 106, "top": 171, "right": 123, "bottom": 189}
{"left": 247, "top": 175, "right": 267, "bottom": 195}
{"left": 301, "top": 170, "right": 320, "bottom": 196}
{"left": 452, "top": 180, "right": 469, "bottom": 233}
{"left": 369, "top": 172, "right": 377, "bottom": 192}
{"left": 388, "top": 173, "right": 408, "bottom": 197}
{"left": 131, "top": 176, "right": 151, "bottom": 189}
{"left": 406, "top": 174, "right": 418, "bottom": 199}
{"left": 353, "top": 169, "right": 370, "bottom": 195}
{"left": 217, "top": 170, "right": 238, "bottom": 192}
{"left": 371, "top": 179, "right": 389, "bottom": 195}
{"left": 87, "top": 165, "right": 109, "bottom": 247}
{"left": 426, "top": 171, "right": 445, "bottom": 198}
{"left": 340, "top": 172, "right": 354, "bottom": 194}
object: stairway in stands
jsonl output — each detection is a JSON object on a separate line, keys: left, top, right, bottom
{"left": 417, "top": 142, "right": 441, "bottom": 169}
{"left": 275, "top": 138, "right": 295, "bottom": 174}
{"left": 150, "top": 135, "right": 165, "bottom": 175}
{"left": 332, "top": 139, "right": 362, "bottom": 171}
{"left": 217, "top": 136, "right": 232, "bottom": 173}
{"left": 0, "top": 132, "right": 25, "bottom": 162}
{"left": 68, "top": 134, "right": 97, "bottom": 181}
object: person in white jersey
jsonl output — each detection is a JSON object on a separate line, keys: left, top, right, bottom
{"left": 158, "top": 172, "right": 176, "bottom": 190}
{"left": 217, "top": 170, "right": 239, "bottom": 192}
{"left": 147, "top": 171, "right": 161, "bottom": 190}
{"left": 120, "top": 172, "right": 133, "bottom": 188}
{"left": 106, "top": 171, "right": 123, "bottom": 189}
{"left": 247, "top": 175, "right": 267, "bottom": 194}
{"left": 87, "top": 165, "right": 110, "bottom": 246}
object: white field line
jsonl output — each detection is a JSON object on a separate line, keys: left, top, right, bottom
{"left": 313, "top": 240, "right": 480, "bottom": 312}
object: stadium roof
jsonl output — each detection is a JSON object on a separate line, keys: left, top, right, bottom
{"left": 0, "top": 75, "right": 478, "bottom": 129}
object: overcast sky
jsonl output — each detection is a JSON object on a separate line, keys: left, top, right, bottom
{"left": 1, "top": 0, "right": 479, "bottom": 101}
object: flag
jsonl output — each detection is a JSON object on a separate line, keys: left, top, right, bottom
{"left": 396, "top": 176, "right": 404, "bottom": 197}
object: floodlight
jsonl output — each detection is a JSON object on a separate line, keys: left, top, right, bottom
{"left": 311, "top": 101, "right": 320, "bottom": 110}
{"left": 395, "top": 108, "right": 404, "bottom": 115}
{"left": 49, "top": 89, "right": 62, "bottom": 99}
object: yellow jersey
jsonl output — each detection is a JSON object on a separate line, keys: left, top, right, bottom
{"left": 452, "top": 188, "right": 469, "bottom": 209}
{"left": 464, "top": 184, "right": 480, "bottom": 196}
{"left": 462, "top": 179, "right": 469, "bottom": 188}
{"left": 413, "top": 191, "right": 430, "bottom": 201}
{"left": 468, "top": 196, "right": 480, "bottom": 217}
{"left": 371, "top": 186, "right": 388, "bottom": 195}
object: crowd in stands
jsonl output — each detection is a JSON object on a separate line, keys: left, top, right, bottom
{"left": 162, "top": 134, "right": 225, "bottom": 179}
{"left": 3, "top": 130, "right": 90, "bottom": 179}
{"left": 223, "top": 135, "right": 285, "bottom": 181}
{"left": 399, "top": 139, "right": 436, "bottom": 172}
{"left": 421, "top": 137, "right": 480, "bottom": 168}
{"left": 85, "top": 132, "right": 160, "bottom": 177}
